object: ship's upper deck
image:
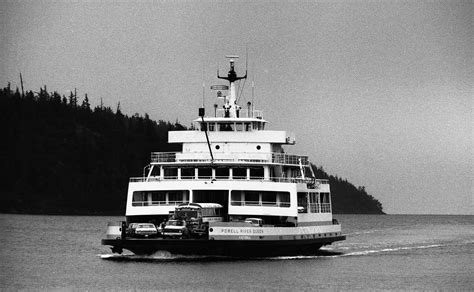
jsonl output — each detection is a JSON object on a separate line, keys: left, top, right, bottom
{"left": 169, "top": 130, "right": 295, "bottom": 144}
{"left": 169, "top": 107, "right": 295, "bottom": 145}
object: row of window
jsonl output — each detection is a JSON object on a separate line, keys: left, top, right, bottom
{"left": 131, "top": 190, "right": 332, "bottom": 213}
{"left": 152, "top": 167, "right": 265, "bottom": 180}
{"left": 132, "top": 190, "right": 189, "bottom": 206}
{"left": 201, "top": 121, "right": 265, "bottom": 132}
{"left": 230, "top": 190, "right": 291, "bottom": 208}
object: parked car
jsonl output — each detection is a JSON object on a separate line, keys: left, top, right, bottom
{"left": 134, "top": 223, "right": 158, "bottom": 238}
{"left": 244, "top": 218, "right": 263, "bottom": 227}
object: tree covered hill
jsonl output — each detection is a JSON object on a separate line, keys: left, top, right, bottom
{"left": 0, "top": 84, "right": 383, "bottom": 215}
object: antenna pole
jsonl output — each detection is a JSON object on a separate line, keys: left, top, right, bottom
{"left": 252, "top": 81, "right": 255, "bottom": 117}
{"left": 202, "top": 81, "right": 205, "bottom": 107}
{"left": 19, "top": 73, "right": 25, "bottom": 97}
{"left": 252, "top": 59, "right": 255, "bottom": 115}
{"left": 245, "top": 47, "right": 248, "bottom": 74}
{"left": 202, "top": 62, "right": 205, "bottom": 107}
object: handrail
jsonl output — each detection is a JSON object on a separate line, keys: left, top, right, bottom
{"left": 131, "top": 200, "right": 329, "bottom": 211}
{"left": 215, "top": 108, "right": 263, "bottom": 119}
{"left": 130, "top": 176, "right": 329, "bottom": 184}
{"left": 230, "top": 200, "right": 291, "bottom": 207}
{"left": 150, "top": 151, "right": 309, "bottom": 166}
{"left": 132, "top": 200, "right": 188, "bottom": 207}
{"left": 308, "top": 203, "right": 332, "bottom": 213}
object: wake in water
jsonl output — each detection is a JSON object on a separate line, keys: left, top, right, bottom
{"left": 335, "top": 240, "right": 474, "bottom": 258}
{"left": 341, "top": 244, "right": 444, "bottom": 257}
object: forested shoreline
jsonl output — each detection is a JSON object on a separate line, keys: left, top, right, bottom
{"left": 0, "top": 84, "right": 384, "bottom": 215}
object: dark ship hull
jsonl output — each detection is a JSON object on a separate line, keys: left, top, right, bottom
{"left": 102, "top": 235, "right": 346, "bottom": 257}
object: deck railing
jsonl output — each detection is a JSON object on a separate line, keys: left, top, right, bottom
{"left": 132, "top": 200, "right": 188, "bottom": 207}
{"left": 230, "top": 200, "right": 291, "bottom": 208}
{"left": 130, "top": 176, "right": 329, "bottom": 185}
{"left": 151, "top": 152, "right": 176, "bottom": 163}
{"left": 215, "top": 109, "right": 263, "bottom": 119}
{"left": 150, "top": 152, "right": 309, "bottom": 166}
{"left": 271, "top": 153, "right": 308, "bottom": 165}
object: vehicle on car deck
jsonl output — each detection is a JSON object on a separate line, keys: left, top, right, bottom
{"left": 162, "top": 219, "right": 188, "bottom": 239}
{"left": 134, "top": 223, "right": 158, "bottom": 238}
{"left": 245, "top": 218, "right": 264, "bottom": 227}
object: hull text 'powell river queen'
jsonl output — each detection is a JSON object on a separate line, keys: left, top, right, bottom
{"left": 101, "top": 56, "right": 346, "bottom": 256}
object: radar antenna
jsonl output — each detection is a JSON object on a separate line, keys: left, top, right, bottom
{"left": 218, "top": 55, "right": 247, "bottom": 83}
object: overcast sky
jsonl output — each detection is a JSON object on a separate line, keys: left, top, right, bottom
{"left": 1, "top": 0, "right": 472, "bottom": 214}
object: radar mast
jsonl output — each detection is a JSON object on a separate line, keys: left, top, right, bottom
{"left": 218, "top": 56, "right": 247, "bottom": 118}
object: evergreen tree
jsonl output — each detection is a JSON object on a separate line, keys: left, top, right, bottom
{"left": 82, "top": 94, "right": 90, "bottom": 109}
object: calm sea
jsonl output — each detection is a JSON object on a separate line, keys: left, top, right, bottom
{"left": 0, "top": 214, "right": 472, "bottom": 290}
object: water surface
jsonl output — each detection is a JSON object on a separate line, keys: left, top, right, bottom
{"left": 0, "top": 214, "right": 472, "bottom": 290}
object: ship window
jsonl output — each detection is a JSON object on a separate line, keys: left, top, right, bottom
{"left": 320, "top": 192, "right": 331, "bottom": 213}
{"left": 132, "top": 192, "right": 146, "bottom": 206}
{"left": 249, "top": 167, "right": 264, "bottom": 179}
{"left": 262, "top": 192, "right": 276, "bottom": 205}
{"left": 150, "top": 166, "right": 160, "bottom": 176}
{"left": 245, "top": 123, "right": 251, "bottom": 131}
{"left": 235, "top": 123, "right": 243, "bottom": 131}
{"left": 208, "top": 123, "right": 215, "bottom": 131}
{"left": 320, "top": 192, "right": 330, "bottom": 203}
{"left": 163, "top": 167, "right": 178, "bottom": 179}
{"left": 168, "top": 190, "right": 188, "bottom": 203}
{"left": 198, "top": 167, "right": 212, "bottom": 179}
{"left": 279, "top": 193, "right": 290, "bottom": 207}
{"left": 309, "top": 192, "right": 319, "bottom": 213}
{"left": 132, "top": 190, "right": 189, "bottom": 206}
{"left": 309, "top": 192, "right": 319, "bottom": 204}
{"left": 231, "top": 191, "right": 243, "bottom": 206}
{"left": 252, "top": 122, "right": 265, "bottom": 130}
{"left": 232, "top": 167, "right": 247, "bottom": 179}
{"left": 297, "top": 192, "right": 308, "bottom": 213}
{"left": 244, "top": 191, "right": 259, "bottom": 205}
{"left": 151, "top": 192, "right": 167, "bottom": 202}
{"left": 219, "top": 123, "right": 234, "bottom": 131}
{"left": 181, "top": 167, "right": 194, "bottom": 179}
{"left": 215, "top": 167, "right": 229, "bottom": 179}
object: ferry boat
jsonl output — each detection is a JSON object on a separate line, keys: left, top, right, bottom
{"left": 101, "top": 56, "right": 345, "bottom": 257}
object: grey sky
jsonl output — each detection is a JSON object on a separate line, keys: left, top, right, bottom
{"left": 1, "top": 0, "right": 472, "bottom": 214}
